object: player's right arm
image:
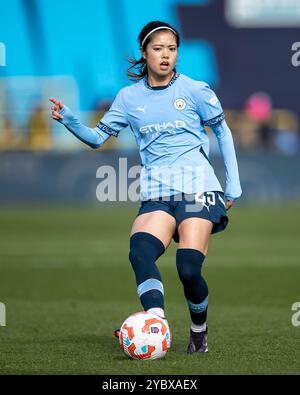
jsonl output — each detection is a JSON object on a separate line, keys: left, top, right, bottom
{"left": 49, "top": 98, "right": 110, "bottom": 149}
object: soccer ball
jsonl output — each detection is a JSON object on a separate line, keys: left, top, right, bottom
{"left": 119, "top": 311, "right": 172, "bottom": 360}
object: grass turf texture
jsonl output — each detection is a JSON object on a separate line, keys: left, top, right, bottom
{"left": 0, "top": 205, "right": 299, "bottom": 375}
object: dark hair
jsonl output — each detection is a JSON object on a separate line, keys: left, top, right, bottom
{"left": 127, "top": 21, "right": 180, "bottom": 82}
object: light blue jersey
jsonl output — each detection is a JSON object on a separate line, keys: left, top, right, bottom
{"left": 59, "top": 73, "right": 242, "bottom": 201}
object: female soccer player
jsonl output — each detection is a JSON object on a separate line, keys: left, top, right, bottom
{"left": 50, "top": 21, "right": 242, "bottom": 354}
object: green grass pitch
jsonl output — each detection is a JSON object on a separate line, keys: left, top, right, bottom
{"left": 0, "top": 204, "right": 299, "bottom": 375}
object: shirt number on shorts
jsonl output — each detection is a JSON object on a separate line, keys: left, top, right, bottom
{"left": 195, "top": 192, "right": 216, "bottom": 205}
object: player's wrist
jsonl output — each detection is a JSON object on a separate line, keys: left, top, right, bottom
{"left": 58, "top": 105, "right": 74, "bottom": 124}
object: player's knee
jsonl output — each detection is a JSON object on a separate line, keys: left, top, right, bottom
{"left": 176, "top": 248, "right": 206, "bottom": 283}
{"left": 129, "top": 232, "right": 165, "bottom": 284}
{"left": 128, "top": 249, "right": 144, "bottom": 269}
{"left": 129, "top": 232, "right": 165, "bottom": 262}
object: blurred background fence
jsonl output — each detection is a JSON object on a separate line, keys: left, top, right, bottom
{"left": 0, "top": 151, "right": 299, "bottom": 203}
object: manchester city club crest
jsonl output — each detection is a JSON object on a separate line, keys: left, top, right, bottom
{"left": 174, "top": 98, "right": 186, "bottom": 110}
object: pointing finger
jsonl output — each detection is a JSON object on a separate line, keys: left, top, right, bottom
{"left": 49, "top": 97, "right": 59, "bottom": 105}
{"left": 49, "top": 98, "right": 64, "bottom": 110}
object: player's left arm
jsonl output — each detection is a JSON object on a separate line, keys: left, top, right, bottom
{"left": 210, "top": 119, "right": 242, "bottom": 209}
{"left": 195, "top": 83, "right": 242, "bottom": 209}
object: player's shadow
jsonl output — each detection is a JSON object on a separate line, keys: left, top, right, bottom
{"left": 56, "top": 334, "right": 175, "bottom": 361}
{"left": 57, "top": 334, "right": 129, "bottom": 360}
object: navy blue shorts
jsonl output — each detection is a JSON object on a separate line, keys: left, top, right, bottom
{"left": 138, "top": 191, "right": 228, "bottom": 243}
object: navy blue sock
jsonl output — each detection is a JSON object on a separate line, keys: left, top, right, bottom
{"left": 129, "top": 232, "right": 165, "bottom": 311}
{"left": 176, "top": 248, "right": 208, "bottom": 325}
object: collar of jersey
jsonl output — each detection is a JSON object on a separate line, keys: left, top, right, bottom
{"left": 143, "top": 72, "right": 180, "bottom": 90}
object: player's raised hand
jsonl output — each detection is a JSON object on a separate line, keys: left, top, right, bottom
{"left": 49, "top": 97, "right": 64, "bottom": 120}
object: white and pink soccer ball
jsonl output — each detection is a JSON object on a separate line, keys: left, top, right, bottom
{"left": 119, "top": 312, "right": 172, "bottom": 360}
